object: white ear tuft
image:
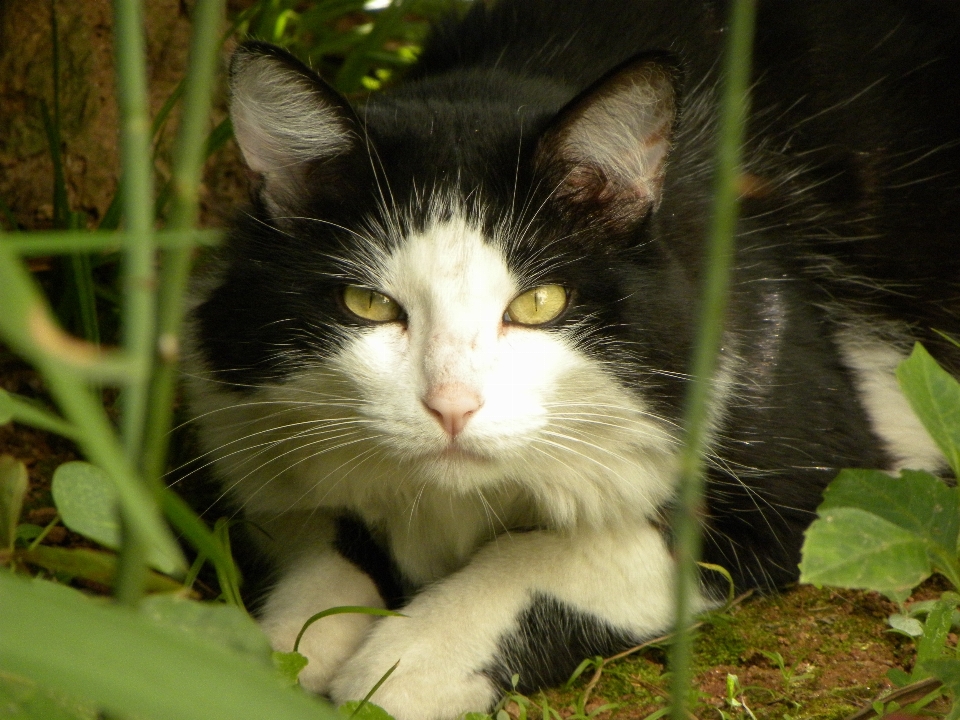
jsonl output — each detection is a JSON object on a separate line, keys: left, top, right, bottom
{"left": 229, "top": 44, "right": 359, "bottom": 212}
{"left": 537, "top": 58, "right": 679, "bottom": 219}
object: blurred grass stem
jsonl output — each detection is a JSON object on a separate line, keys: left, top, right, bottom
{"left": 668, "top": 0, "right": 756, "bottom": 716}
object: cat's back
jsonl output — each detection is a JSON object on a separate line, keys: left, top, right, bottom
{"left": 409, "top": 0, "right": 960, "bottom": 318}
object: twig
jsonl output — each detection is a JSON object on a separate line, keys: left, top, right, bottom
{"left": 581, "top": 629, "right": 694, "bottom": 710}
{"left": 581, "top": 590, "right": 755, "bottom": 708}
{"left": 844, "top": 677, "right": 943, "bottom": 720}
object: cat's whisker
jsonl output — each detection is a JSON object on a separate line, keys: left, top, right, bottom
{"left": 166, "top": 413, "right": 372, "bottom": 486}
{"left": 474, "top": 489, "right": 511, "bottom": 544}
{"left": 225, "top": 431, "right": 383, "bottom": 514}
{"left": 526, "top": 435, "right": 620, "bottom": 477}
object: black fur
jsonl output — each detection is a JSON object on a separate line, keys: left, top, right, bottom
{"left": 485, "top": 594, "right": 641, "bottom": 693}
{"left": 190, "top": 0, "right": 960, "bottom": 710}
{"left": 333, "top": 515, "right": 408, "bottom": 610}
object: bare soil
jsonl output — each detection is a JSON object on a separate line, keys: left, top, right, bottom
{"left": 0, "top": 0, "right": 247, "bottom": 231}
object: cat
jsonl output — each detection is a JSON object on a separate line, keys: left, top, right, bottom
{"left": 183, "top": 0, "right": 960, "bottom": 717}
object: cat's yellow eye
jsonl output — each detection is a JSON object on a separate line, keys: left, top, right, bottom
{"left": 504, "top": 284, "right": 568, "bottom": 326}
{"left": 342, "top": 285, "right": 402, "bottom": 323}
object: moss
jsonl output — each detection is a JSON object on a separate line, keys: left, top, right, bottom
{"left": 537, "top": 585, "right": 912, "bottom": 720}
{"left": 694, "top": 613, "right": 748, "bottom": 667}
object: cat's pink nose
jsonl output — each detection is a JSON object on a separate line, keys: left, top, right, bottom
{"left": 423, "top": 385, "right": 482, "bottom": 438}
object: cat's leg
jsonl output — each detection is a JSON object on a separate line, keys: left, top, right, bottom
{"left": 253, "top": 514, "right": 386, "bottom": 693}
{"left": 329, "top": 522, "right": 693, "bottom": 720}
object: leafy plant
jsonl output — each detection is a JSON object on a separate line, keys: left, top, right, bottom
{"left": 800, "top": 342, "right": 960, "bottom": 718}
{"left": 716, "top": 674, "right": 758, "bottom": 720}
{"left": 0, "top": 0, "right": 339, "bottom": 716}
{"left": 240, "top": 0, "right": 463, "bottom": 94}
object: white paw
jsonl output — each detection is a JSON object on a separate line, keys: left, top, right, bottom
{"left": 329, "top": 613, "right": 500, "bottom": 720}
{"left": 257, "top": 551, "right": 385, "bottom": 693}
{"left": 262, "top": 605, "right": 378, "bottom": 693}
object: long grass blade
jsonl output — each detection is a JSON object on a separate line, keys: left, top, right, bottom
{"left": 668, "top": 0, "right": 757, "bottom": 717}
{"left": 0, "top": 240, "right": 185, "bottom": 577}
{"left": 113, "top": 0, "right": 157, "bottom": 479}
{"left": 142, "top": 0, "right": 225, "bottom": 492}
{"left": 1, "top": 229, "right": 222, "bottom": 255}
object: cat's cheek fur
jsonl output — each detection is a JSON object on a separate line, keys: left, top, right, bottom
{"left": 329, "top": 524, "right": 690, "bottom": 720}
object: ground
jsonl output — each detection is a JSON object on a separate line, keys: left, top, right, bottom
{"left": 535, "top": 583, "right": 949, "bottom": 719}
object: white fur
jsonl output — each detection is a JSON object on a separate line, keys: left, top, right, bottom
{"left": 329, "top": 523, "right": 683, "bottom": 720}
{"left": 184, "top": 211, "right": 689, "bottom": 715}
{"left": 231, "top": 54, "right": 351, "bottom": 172}
{"left": 836, "top": 329, "right": 947, "bottom": 472}
{"left": 259, "top": 535, "right": 385, "bottom": 692}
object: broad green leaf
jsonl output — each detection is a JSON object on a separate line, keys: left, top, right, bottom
{"left": 917, "top": 592, "right": 960, "bottom": 668}
{"left": 139, "top": 595, "right": 272, "bottom": 666}
{"left": 339, "top": 700, "right": 396, "bottom": 720}
{"left": 887, "top": 613, "right": 924, "bottom": 637}
{"left": 15, "top": 524, "right": 43, "bottom": 543}
{"left": 897, "top": 343, "right": 960, "bottom": 477}
{"left": 0, "top": 572, "right": 339, "bottom": 720}
{"left": 18, "top": 547, "right": 184, "bottom": 594}
{"left": 0, "top": 455, "right": 28, "bottom": 550}
{"left": 51, "top": 462, "right": 121, "bottom": 548}
{"left": 886, "top": 667, "right": 912, "bottom": 687}
{"left": 273, "top": 651, "right": 309, "bottom": 686}
{"left": 920, "top": 658, "right": 960, "bottom": 694}
{"left": 0, "top": 670, "right": 98, "bottom": 720}
{"left": 922, "top": 658, "right": 960, "bottom": 720}
{"left": 799, "top": 507, "right": 931, "bottom": 594}
{"left": 51, "top": 461, "right": 180, "bottom": 575}
{"left": 819, "top": 468, "right": 960, "bottom": 554}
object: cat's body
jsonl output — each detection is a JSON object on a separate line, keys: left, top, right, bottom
{"left": 185, "top": 1, "right": 960, "bottom": 717}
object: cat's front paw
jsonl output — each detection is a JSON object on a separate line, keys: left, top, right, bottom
{"left": 257, "top": 551, "right": 385, "bottom": 693}
{"left": 262, "top": 605, "right": 378, "bottom": 693}
{"left": 329, "top": 615, "right": 501, "bottom": 720}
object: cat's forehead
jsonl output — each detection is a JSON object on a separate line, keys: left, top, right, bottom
{"left": 378, "top": 210, "right": 518, "bottom": 313}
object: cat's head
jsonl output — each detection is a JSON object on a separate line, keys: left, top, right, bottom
{"left": 189, "top": 43, "right": 702, "bottom": 524}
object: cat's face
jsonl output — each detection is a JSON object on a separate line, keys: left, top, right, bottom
{"left": 188, "top": 44, "right": 698, "bottom": 526}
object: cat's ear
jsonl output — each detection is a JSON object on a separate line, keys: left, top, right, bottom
{"left": 229, "top": 42, "right": 366, "bottom": 215}
{"left": 535, "top": 56, "right": 679, "bottom": 226}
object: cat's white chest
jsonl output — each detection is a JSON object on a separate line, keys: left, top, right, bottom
{"left": 362, "top": 485, "right": 540, "bottom": 585}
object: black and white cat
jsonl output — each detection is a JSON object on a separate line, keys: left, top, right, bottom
{"left": 184, "top": 0, "right": 960, "bottom": 717}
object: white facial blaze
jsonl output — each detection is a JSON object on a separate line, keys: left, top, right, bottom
{"left": 336, "top": 215, "right": 561, "bottom": 454}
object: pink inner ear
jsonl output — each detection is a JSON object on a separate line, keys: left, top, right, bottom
{"left": 534, "top": 59, "right": 678, "bottom": 222}
{"left": 558, "top": 164, "right": 648, "bottom": 206}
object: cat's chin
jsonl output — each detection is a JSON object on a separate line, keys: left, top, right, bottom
{"left": 430, "top": 442, "right": 493, "bottom": 465}
{"left": 404, "top": 441, "right": 513, "bottom": 491}
{"left": 436, "top": 443, "right": 493, "bottom": 465}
